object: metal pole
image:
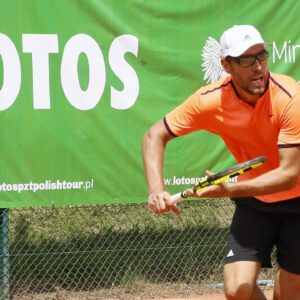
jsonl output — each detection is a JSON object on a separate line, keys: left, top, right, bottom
{"left": 0, "top": 208, "right": 9, "bottom": 300}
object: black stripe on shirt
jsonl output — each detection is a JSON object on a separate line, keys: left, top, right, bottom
{"left": 270, "top": 76, "right": 292, "bottom": 98}
{"left": 278, "top": 144, "right": 300, "bottom": 148}
{"left": 163, "top": 117, "right": 177, "bottom": 137}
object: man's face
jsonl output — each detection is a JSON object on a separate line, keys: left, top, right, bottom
{"left": 221, "top": 44, "right": 269, "bottom": 98}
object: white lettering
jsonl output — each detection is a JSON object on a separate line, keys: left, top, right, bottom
{"left": 0, "top": 33, "right": 140, "bottom": 110}
{"left": 109, "top": 34, "right": 139, "bottom": 110}
{"left": 61, "top": 34, "right": 106, "bottom": 110}
{"left": 292, "top": 44, "right": 300, "bottom": 63}
{"left": 273, "top": 40, "right": 300, "bottom": 65}
{"left": 22, "top": 34, "right": 59, "bottom": 109}
{"left": 0, "top": 33, "right": 21, "bottom": 111}
{"left": 273, "top": 41, "right": 287, "bottom": 63}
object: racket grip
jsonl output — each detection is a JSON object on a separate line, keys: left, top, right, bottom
{"left": 170, "top": 192, "right": 185, "bottom": 204}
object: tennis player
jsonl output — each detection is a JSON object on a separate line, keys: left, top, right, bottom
{"left": 142, "top": 25, "right": 300, "bottom": 299}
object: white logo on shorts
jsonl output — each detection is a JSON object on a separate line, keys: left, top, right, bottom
{"left": 227, "top": 249, "right": 234, "bottom": 257}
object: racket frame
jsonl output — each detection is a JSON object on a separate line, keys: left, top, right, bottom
{"left": 171, "top": 156, "right": 266, "bottom": 203}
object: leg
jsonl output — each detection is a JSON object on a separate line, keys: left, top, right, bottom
{"left": 273, "top": 268, "right": 300, "bottom": 300}
{"left": 224, "top": 201, "right": 277, "bottom": 299}
{"left": 273, "top": 269, "right": 280, "bottom": 300}
{"left": 224, "top": 261, "right": 267, "bottom": 300}
{"left": 275, "top": 212, "right": 300, "bottom": 299}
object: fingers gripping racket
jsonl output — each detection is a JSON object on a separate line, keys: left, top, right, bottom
{"left": 171, "top": 156, "right": 266, "bottom": 204}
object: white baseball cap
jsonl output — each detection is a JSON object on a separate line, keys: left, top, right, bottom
{"left": 220, "top": 25, "right": 267, "bottom": 58}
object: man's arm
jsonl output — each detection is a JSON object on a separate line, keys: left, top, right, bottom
{"left": 142, "top": 119, "right": 180, "bottom": 214}
{"left": 189, "top": 146, "right": 300, "bottom": 199}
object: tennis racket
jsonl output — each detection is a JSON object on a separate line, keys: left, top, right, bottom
{"left": 171, "top": 156, "right": 266, "bottom": 203}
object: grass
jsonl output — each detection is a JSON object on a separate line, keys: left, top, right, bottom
{"left": 6, "top": 199, "right": 235, "bottom": 297}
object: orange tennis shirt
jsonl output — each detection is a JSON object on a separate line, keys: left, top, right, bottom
{"left": 165, "top": 72, "right": 300, "bottom": 203}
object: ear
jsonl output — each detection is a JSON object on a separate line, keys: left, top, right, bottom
{"left": 221, "top": 58, "right": 231, "bottom": 74}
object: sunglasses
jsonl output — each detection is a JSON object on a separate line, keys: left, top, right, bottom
{"left": 226, "top": 49, "right": 269, "bottom": 67}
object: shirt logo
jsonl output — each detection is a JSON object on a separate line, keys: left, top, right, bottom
{"left": 201, "top": 37, "right": 228, "bottom": 83}
{"left": 226, "top": 249, "right": 234, "bottom": 257}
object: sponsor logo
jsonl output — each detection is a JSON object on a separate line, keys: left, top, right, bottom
{"left": 201, "top": 37, "right": 228, "bottom": 83}
{"left": 272, "top": 40, "right": 300, "bottom": 63}
{"left": 0, "top": 33, "right": 139, "bottom": 111}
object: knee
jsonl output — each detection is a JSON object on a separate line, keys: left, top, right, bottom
{"left": 224, "top": 283, "right": 256, "bottom": 300}
{"left": 276, "top": 268, "right": 300, "bottom": 299}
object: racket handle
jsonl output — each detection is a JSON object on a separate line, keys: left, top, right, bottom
{"left": 170, "top": 192, "right": 186, "bottom": 204}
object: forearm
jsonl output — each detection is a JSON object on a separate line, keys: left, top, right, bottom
{"left": 228, "top": 167, "right": 298, "bottom": 197}
{"left": 196, "top": 147, "right": 300, "bottom": 199}
{"left": 229, "top": 148, "right": 300, "bottom": 197}
{"left": 142, "top": 132, "right": 165, "bottom": 193}
{"left": 142, "top": 120, "right": 174, "bottom": 194}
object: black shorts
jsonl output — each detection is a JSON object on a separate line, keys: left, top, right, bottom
{"left": 224, "top": 197, "right": 300, "bottom": 275}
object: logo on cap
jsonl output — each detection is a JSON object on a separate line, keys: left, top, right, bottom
{"left": 243, "top": 34, "right": 252, "bottom": 41}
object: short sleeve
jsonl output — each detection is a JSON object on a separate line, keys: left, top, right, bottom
{"left": 164, "top": 91, "right": 205, "bottom": 136}
{"left": 278, "top": 94, "right": 300, "bottom": 146}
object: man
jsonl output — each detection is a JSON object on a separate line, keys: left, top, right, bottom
{"left": 142, "top": 25, "right": 300, "bottom": 300}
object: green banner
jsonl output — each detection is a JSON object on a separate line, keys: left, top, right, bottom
{"left": 0, "top": 0, "right": 300, "bottom": 207}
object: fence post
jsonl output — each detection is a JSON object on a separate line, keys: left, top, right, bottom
{"left": 0, "top": 208, "right": 9, "bottom": 300}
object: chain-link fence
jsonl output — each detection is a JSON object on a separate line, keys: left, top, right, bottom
{"left": 0, "top": 199, "right": 275, "bottom": 299}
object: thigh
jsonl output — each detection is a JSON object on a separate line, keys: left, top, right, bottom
{"left": 277, "top": 213, "right": 300, "bottom": 275}
{"left": 225, "top": 204, "right": 279, "bottom": 267}
{"left": 224, "top": 261, "right": 261, "bottom": 296}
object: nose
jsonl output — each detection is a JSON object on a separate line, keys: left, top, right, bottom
{"left": 252, "top": 58, "right": 263, "bottom": 71}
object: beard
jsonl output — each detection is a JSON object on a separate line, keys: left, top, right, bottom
{"left": 247, "top": 86, "right": 266, "bottom": 95}
{"left": 243, "top": 73, "right": 267, "bottom": 96}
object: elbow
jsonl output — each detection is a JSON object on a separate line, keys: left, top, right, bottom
{"left": 142, "top": 128, "right": 158, "bottom": 153}
{"left": 142, "top": 120, "right": 174, "bottom": 150}
{"left": 283, "top": 173, "right": 299, "bottom": 190}
{"left": 142, "top": 129, "right": 152, "bottom": 148}
{"left": 286, "top": 177, "right": 298, "bottom": 189}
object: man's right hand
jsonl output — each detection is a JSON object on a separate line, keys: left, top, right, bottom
{"left": 147, "top": 191, "right": 181, "bottom": 215}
